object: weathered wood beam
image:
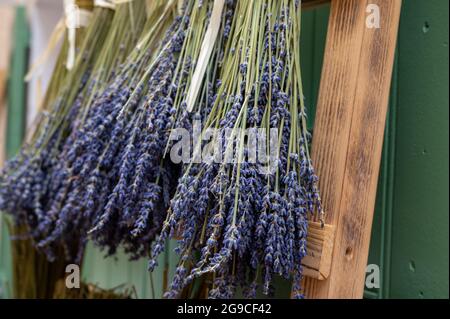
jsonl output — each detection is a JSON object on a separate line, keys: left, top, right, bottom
{"left": 301, "top": 0, "right": 402, "bottom": 298}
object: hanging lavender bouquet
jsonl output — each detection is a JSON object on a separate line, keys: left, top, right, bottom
{"left": 30, "top": 0, "right": 219, "bottom": 260}
{"left": 81, "top": 0, "right": 237, "bottom": 259}
{"left": 149, "top": 0, "right": 323, "bottom": 299}
{"left": 0, "top": 1, "right": 149, "bottom": 261}
{"left": 31, "top": 0, "right": 179, "bottom": 261}
{"left": 0, "top": 0, "right": 323, "bottom": 300}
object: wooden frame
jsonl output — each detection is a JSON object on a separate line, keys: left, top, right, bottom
{"left": 297, "top": 0, "right": 402, "bottom": 298}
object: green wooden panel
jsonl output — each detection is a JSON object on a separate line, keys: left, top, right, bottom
{"left": 389, "top": 0, "right": 449, "bottom": 299}
{"left": 301, "top": 5, "right": 329, "bottom": 130}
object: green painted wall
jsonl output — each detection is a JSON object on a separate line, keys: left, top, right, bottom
{"left": 386, "top": 0, "right": 448, "bottom": 299}
{"left": 1, "top": 0, "right": 448, "bottom": 299}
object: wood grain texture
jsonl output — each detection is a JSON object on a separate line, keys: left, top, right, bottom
{"left": 302, "top": 222, "right": 335, "bottom": 280}
{"left": 302, "top": 0, "right": 402, "bottom": 298}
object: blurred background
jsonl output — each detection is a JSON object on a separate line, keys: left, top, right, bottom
{"left": 0, "top": 0, "right": 448, "bottom": 299}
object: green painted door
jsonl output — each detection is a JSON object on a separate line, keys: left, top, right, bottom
{"left": 383, "top": 0, "right": 449, "bottom": 299}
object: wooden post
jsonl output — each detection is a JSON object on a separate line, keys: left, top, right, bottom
{"left": 302, "top": 0, "right": 402, "bottom": 298}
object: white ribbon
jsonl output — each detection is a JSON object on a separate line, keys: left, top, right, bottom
{"left": 94, "top": 0, "right": 115, "bottom": 9}
{"left": 94, "top": 0, "right": 133, "bottom": 9}
{"left": 25, "top": 18, "right": 65, "bottom": 81}
{"left": 64, "top": 0, "right": 92, "bottom": 70}
{"left": 186, "top": 0, "right": 225, "bottom": 112}
{"left": 114, "top": 0, "right": 133, "bottom": 4}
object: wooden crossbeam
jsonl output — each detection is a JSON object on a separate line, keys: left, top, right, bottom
{"left": 299, "top": 0, "right": 402, "bottom": 298}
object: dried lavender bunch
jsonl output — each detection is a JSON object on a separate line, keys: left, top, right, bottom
{"left": 0, "top": 1, "right": 149, "bottom": 261}
{"left": 81, "top": 0, "right": 235, "bottom": 259}
{"left": 0, "top": 5, "right": 114, "bottom": 225}
{"left": 43, "top": 0, "right": 179, "bottom": 261}
{"left": 33, "top": 0, "right": 188, "bottom": 260}
{"left": 149, "top": 0, "right": 322, "bottom": 299}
